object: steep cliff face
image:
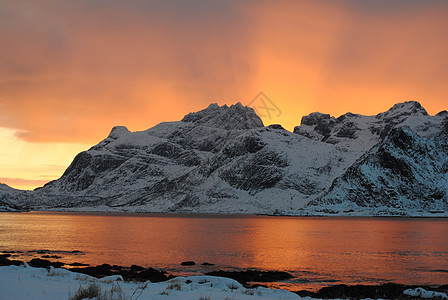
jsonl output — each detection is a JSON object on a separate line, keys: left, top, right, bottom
{"left": 306, "top": 126, "right": 448, "bottom": 215}
{"left": 3, "top": 101, "right": 447, "bottom": 216}
{"left": 293, "top": 101, "right": 436, "bottom": 152}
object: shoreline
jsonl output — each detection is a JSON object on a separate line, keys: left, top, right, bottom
{"left": 1, "top": 255, "right": 447, "bottom": 299}
{"left": 2, "top": 209, "right": 448, "bottom": 219}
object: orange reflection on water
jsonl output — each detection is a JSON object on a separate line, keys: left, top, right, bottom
{"left": 0, "top": 212, "right": 447, "bottom": 291}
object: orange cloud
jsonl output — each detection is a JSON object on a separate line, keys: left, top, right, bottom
{"left": 242, "top": 0, "right": 448, "bottom": 124}
{"left": 0, "top": 1, "right": 257, "bottom": 143}
{"left": 315, "top": 2, "right": 448, "bottom": 116}
{"left": 1, "top": 1, "right": 447, "bottom": 143}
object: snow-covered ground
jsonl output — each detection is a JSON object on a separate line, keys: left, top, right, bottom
{"left": 0, "top": 264, "right": 301, "bottom": 300}
{"left": 2, "top": 262, "right": 448, "bottom": 299}
{"left": 403, "top": 287, "right": 448, "bottom": 299}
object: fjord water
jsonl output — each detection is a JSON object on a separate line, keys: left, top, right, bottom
{"left": 1, "top": 212, "right": 447, "bottom": 291}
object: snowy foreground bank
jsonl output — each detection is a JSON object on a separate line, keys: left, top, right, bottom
{"left": 2, "top": 265, "right": 448, "bottom": 300}
{"left": 1, "top": 264, "right": 300, "bottom": 300}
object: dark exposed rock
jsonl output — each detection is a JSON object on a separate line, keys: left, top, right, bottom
{"left": 51, "top": 262, "right": 65, "bottom": 268}
{"left": 377, "top": 147, "right": 413, "bottom": 179}
{"left": 54, "top": 152, "right": 126, "bottom": 191}
{"left": 201, "top": 262, "right": 215, "bottom": 266}
{"left": 110, "top": 265, "right": 123, "bottom": 270}
{"left": 151, "top": 142, "right": 184, "bottom": 159}
{"left": 130, "top": 264, "right": 145, "bottom": 271}
{"left": 267, "top": 124, "right": 285, "bottom": 130}
{"left": 292, "top": 126, "right": 315, "bottom": 139}
{"left": 223, "top": 135, "right": 265, "bottom": 158}
{"left": 70, "top": 265, "right": 118, "bottom": 278}
{"left": 0, "top": 256, "right": 23, "bottom": 266}
{"left": 69, "top": 263, "right": 172, "bottom": 282}
{"left": 68, "top": 262, "right": 89, "bottom": 266}
{"left": 279, "top": 175, "right": 318, "bottom": 195}
{"left": 61, "top": 152, "right": 92, "bottom": 179}
{"left": 315, "top": 119, "right": 334, "bottom": 137}
{"left": 219, "top": 148, "right": 287, "bottom": 193}
{"left": 301, "top": 112, "right": 331, "bottom": 126}
{"left": 42, "top": 255, "right": 62, "bottom": 259}
{"left": 137, "top": 267, "right": 172, "bottom": 282}
{"left": 220, "top": 162, "right": 284, "bottom": 193}
{"left": 28, "top": 258, "right": 64, "bottom": 268}
{"left": 181, "top": 261, "right": 196, "bottom": 266}
{"left": 295, "top": 283, "right": 448, "bottom": 299}
{"left": 442, "top": 116, "right": 448, "bottom": 134}
{"left": 335, "top": 121, "right": 359, "bottom": 139}
{"left": 206, "top": 270, "right": 293, "bottom": 283}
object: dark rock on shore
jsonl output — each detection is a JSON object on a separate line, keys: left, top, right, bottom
{"left": 42, "top": 255, "right": 62, "bottom": 259}
{"left": 201, "top": 262, "right": 214, "bottom": 266}
{"left": 0, "top": 256, "right": 23, "bottom": 266}
{"left": 295, "top": 283, "right": 448, "bottom": 299}
{"left": 0, "top": 251, "right": 172, "bottom": 283}
{"left": 28, "top": 258, "right": 64, "bottom": 268}
{"left": 130, "top": 264, "right": 145, "bottom": 271}
{"left": 205, "top": 270, "right": 293, "bottom": 283}
{"left": 70, "top": 265, "right": 118, "bottom": 277}
{"left": 69, "top": 263, "right": 172, "bottom": 283}
{"left": 181, "top": 261, "right": 195, "bottom": 266}
{"left": 137, "top": 267, "right": 172, "bottom": 282}
{"left": 68, "top": 262, "right": 89, "bottom": 267}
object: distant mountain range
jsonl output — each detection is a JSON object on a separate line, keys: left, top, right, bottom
{"left": 1, "top": 101, "right": 447, "bottom": 216}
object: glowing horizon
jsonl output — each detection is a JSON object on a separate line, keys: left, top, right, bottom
{"left": 1, "top": 0, "right": 447, "bottom": 190}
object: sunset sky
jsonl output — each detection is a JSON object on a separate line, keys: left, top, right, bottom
{"left": 1, "top": 0, "right": 448, "bottom": 190}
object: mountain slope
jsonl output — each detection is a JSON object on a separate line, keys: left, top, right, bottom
{"left": 306, "top": 125, "right": 448, "bottom": 216}
{"left": 0, "top": 184, "right": 29, "bottom": 211}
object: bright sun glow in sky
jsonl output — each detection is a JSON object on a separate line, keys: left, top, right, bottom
{"left": 0, "top": 128, "right": 90, "bottom": 190}
{"left": 1, "top": 0, "right": 447, "bottom": 190}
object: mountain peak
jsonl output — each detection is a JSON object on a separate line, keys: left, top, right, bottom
{"left": 300, "top": 112, "right": 332, "bottom": 126}
{"left": 377, "top": 101, "right": 428, "bottom": 119}
{"left": 181, "top": 102, "right": 264, "bottom": 130}
{"left": 108, "top": 126, "right": 130, "bottom": 139}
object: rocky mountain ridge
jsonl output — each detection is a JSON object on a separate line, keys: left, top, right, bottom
{"left": 1, "top": 101, "right": 447, "bottom": 216}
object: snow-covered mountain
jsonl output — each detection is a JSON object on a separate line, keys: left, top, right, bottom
{"left": 2, "top": 101, "right": 447, "bottom": 216}
{"left": 297, "top": 102, "right": 448, "bottom": 216}
{"left": 0, "top": 184, "right": 29, "bottom": 212}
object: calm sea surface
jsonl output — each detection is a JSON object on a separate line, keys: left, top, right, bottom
{"left": 0, "top": 212, "right": 447, "bottom": 291}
